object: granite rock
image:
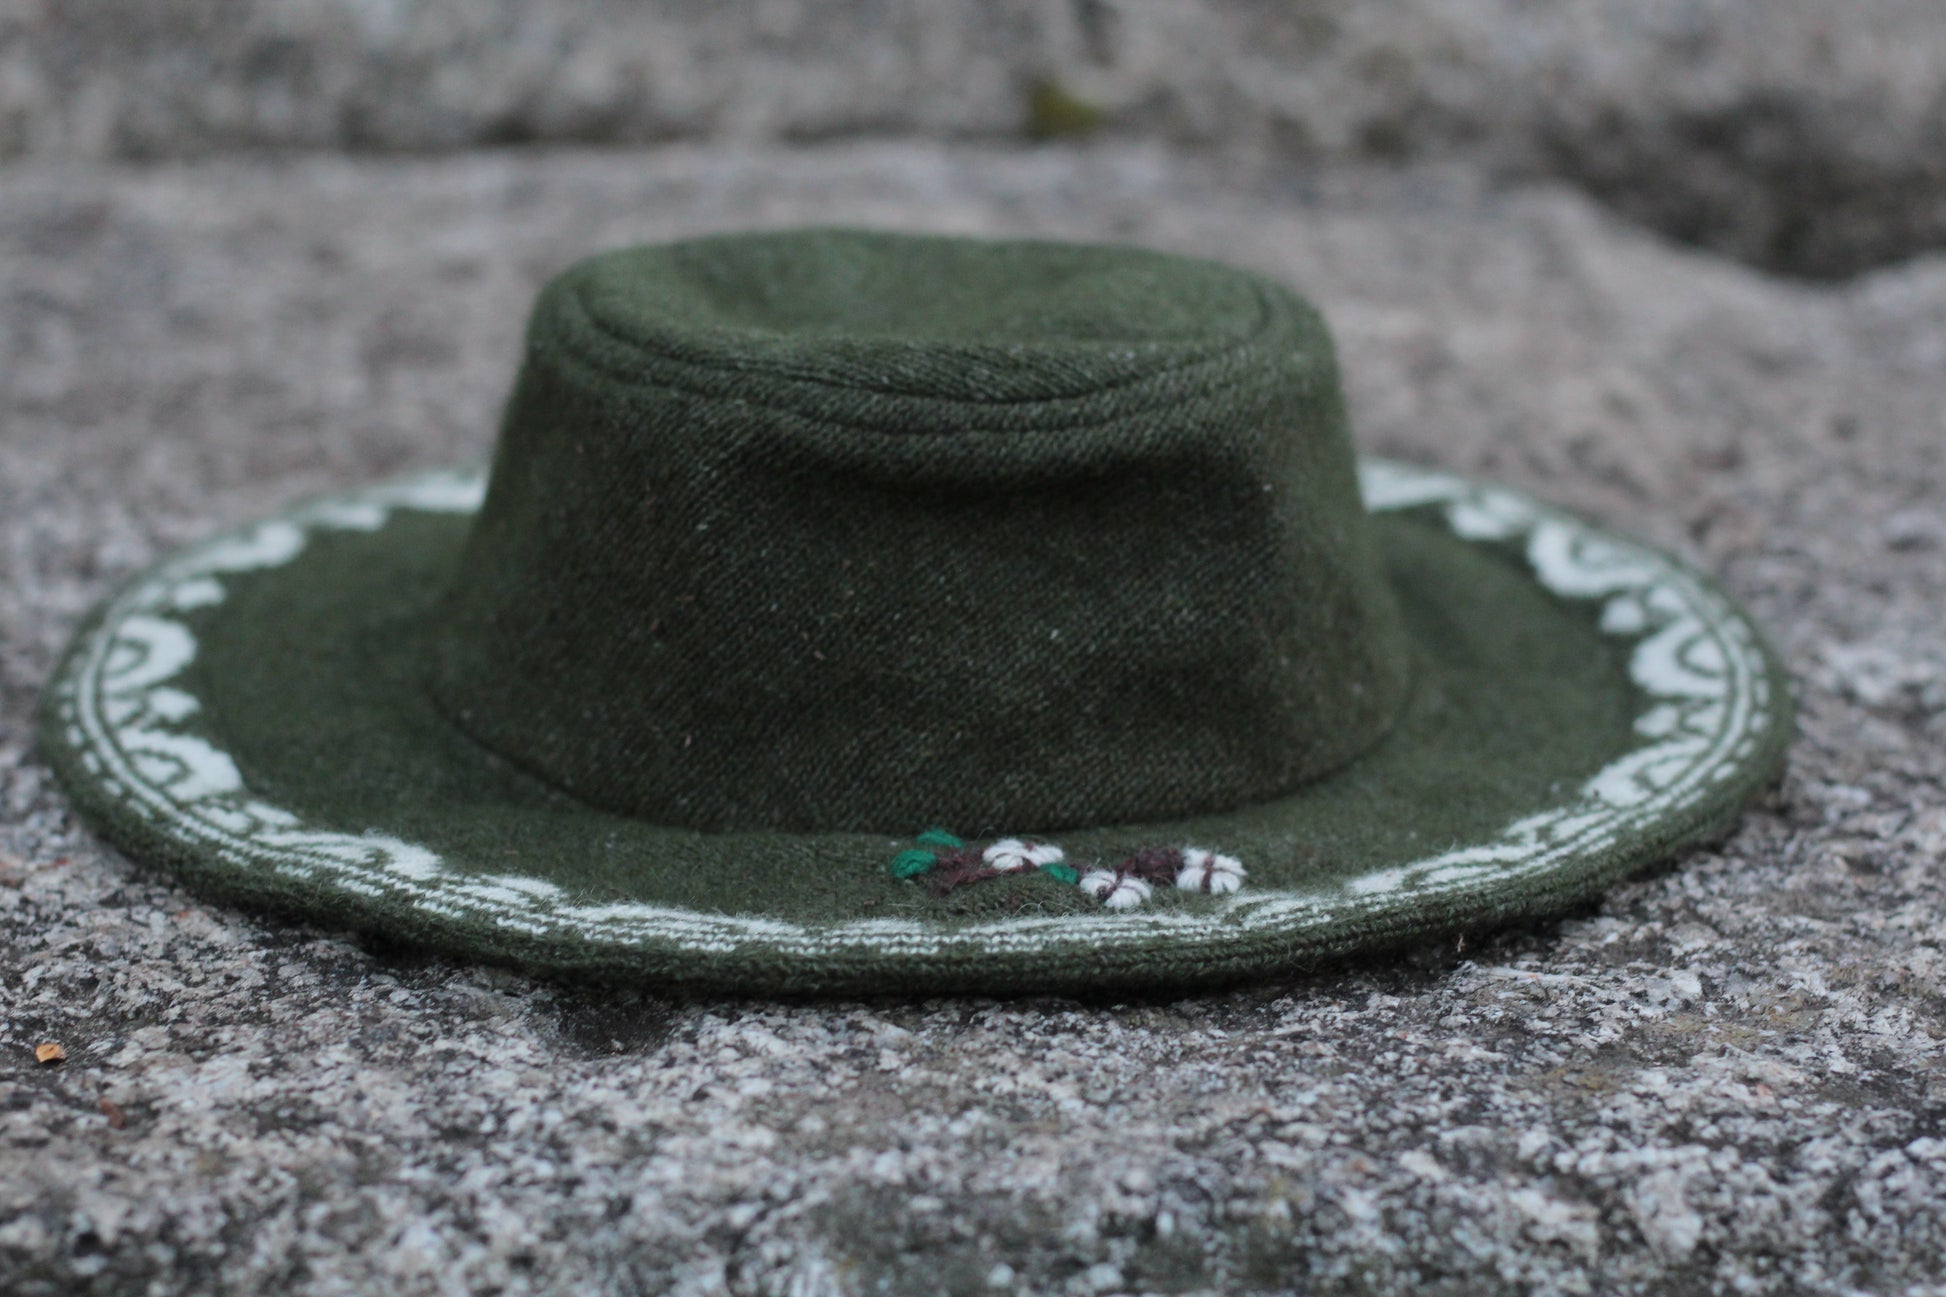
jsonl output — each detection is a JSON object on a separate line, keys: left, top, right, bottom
{"left": 3, "top": 1, "right": 1946, "bottom": 276}
{"left": 2, "top": 143, "right": 1944, "bottom": 1295}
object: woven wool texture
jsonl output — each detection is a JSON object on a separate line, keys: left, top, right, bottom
{"left": 430, "top": 229, "right": 1411, "bottom": 833}
{"left": 36, "top": 228, "right": 1794, "bottom": 994}
{"left": 39, "top": 465, "right": 1792, "bottom": 992}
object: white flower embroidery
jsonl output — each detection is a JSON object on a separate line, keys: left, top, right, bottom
{"left": 982, "top": 838, "right": 1065, "bottom": 872}
{"left": 1175, "top": 848, "right": 1246, "bottom": 895}
{"left": 1081, "top": 869, "right": 1152, "bottom": 910}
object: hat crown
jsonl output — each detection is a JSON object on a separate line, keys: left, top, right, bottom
{"left": 431, "top": 229, "right": 1410, "bottom": 834}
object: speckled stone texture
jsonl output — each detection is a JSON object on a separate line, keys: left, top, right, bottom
{"left": 5, "top": 0, "right": 1946, "bottom": 278}
{"left": 3, "top": 144, "right": 1944, "bottom": 1295}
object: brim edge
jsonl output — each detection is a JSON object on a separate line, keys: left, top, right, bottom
{"left": 34, "top": 460, "right": 1798, "bottom": 996}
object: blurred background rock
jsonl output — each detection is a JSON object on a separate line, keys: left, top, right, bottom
{"left": 4, "top": 0, "right": 1945, "bottom": 279}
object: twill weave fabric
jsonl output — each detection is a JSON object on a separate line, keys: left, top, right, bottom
{"left": 38, "top": 228, "right": 1794, "bottom": 994}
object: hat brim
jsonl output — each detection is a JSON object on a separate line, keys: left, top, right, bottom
{"left": 41, "top": 459, "right": 1790, "bottom": 995}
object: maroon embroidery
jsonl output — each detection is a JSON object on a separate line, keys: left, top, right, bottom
{"left": 1116, "top": 846, "right": 1186, "bottom": 886}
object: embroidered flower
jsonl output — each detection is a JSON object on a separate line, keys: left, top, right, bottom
{"left": 983, "top": 838, "right": 1065, "bottom": 873}
{"left": 929, "top": 847, "right": 1000, "bottom": 894}
{"left": 1175, "top": 847, "right": 1246, "bottom": 895}
{"left": 898, "top": 832, "right": 1230, "bottom": 907}
{"left": 1080, "top": 868, "right": 1153, "bottom": 910}
{"left": 893, "top": 831, "right": 1074, "bottom": 894}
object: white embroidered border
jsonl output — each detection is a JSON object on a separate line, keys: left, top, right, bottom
{"left": 50, "top": 460, "right": 1779, "bottom": 963}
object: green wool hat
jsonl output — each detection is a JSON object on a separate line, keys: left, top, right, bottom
{"left": 41, "top": 228, "right": 1792, "bottom": 995}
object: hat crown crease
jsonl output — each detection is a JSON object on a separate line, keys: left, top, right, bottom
{"left": 428, "top": 229, "right": 1412, "bottom": 835}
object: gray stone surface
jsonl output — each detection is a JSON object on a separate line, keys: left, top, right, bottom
{"left": 2, "top": 142, "right": 1945, "bottom": 1294}
{"left": 5, "top": 1, "right": 1946, "bottom": 277}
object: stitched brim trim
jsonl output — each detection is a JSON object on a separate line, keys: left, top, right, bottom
{"left": 39, "top": 459, "right": 1793, "bottom": 994}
